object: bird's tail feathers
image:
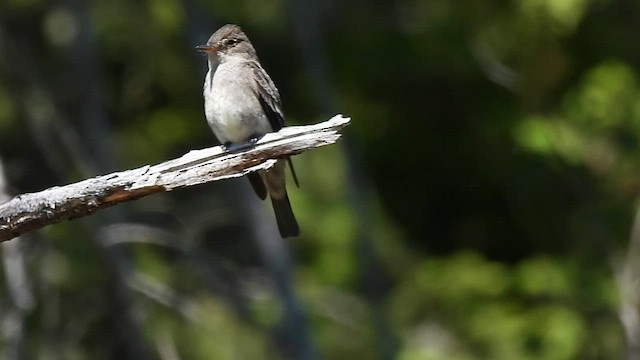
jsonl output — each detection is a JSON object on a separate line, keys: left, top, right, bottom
{"left": 270, "top": 194, "right": 299, "bottom": 238}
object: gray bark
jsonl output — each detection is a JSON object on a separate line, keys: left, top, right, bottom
{"left": 0, "top": 115, "right": 350, "bottom": 242}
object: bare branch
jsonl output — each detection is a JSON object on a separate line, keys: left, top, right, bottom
{"left": 0, "top": 115, "right": 350, "bottom": 242}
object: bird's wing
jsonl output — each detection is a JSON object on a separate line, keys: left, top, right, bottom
{"left": 248, "top": 61, "right": 299, "bottom": 187}
{"left": 248, "top": 61, "right": 285, "bottom": 131}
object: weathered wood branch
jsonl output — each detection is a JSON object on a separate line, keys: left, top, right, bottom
{"left": 0, "top": 115, "right": 351, "bottom": 242}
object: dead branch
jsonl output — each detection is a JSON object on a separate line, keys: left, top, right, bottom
{"left": 0, "top": 115, "right": 351, "bottom": 242}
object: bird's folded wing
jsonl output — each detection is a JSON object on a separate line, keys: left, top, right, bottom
{"left": 247, "top": 61, "right": 299, "bottom": 187}
{"left": 248, "top": 61, "right": 285, "bottom": 131}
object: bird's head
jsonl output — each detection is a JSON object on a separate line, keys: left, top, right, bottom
{"left": 196, "top": 24, "right": 257, "bottom": 61}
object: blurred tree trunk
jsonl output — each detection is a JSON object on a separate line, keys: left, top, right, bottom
{"left": 287, "top": 0, "right": 398, "bottom": 358}
{"left": 617, "top": 208, "right": 640, "bottom": 360}
{"left": 0, "top": 157, "right": 33, "bottom": 360}
{"left": 63, "top": 0, "right": 155, "bottom": 358}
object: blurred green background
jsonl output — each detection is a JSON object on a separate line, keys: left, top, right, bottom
{"left": 1, "top": 0, "right": 639, "bottom": 359}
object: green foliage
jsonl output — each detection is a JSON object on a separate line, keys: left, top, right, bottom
{"left": 517, "top": 0, "right": 590, "bottom": 35}
{"left": 147, "top": 0, "right": 185, "bottom": 34}
{"left": 391, "top": 253, "right": 615, "bottom": 360}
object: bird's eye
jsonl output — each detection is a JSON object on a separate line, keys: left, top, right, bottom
{"left": 225, "top": 38, "right": 239, "bottom": 46}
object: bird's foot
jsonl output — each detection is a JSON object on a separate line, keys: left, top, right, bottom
{"left": 223, "top": 136, "right": 263, "bottom": 153}
{"left": 222, "top": 141, "right": 233, "bottom": 150}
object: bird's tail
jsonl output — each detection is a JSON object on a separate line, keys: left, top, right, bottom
{"left": 270, "top": 193, "right": 299, "bottom": 238}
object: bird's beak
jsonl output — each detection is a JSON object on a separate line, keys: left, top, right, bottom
{"left": 196, "top": 44, "right": 217, "bottom": 54}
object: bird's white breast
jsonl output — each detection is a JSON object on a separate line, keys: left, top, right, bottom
{"left": 203, "top": 61, "right": 271, "bottom": 143}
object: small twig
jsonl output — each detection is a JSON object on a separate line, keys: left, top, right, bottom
{"left": 0, "top": 115, "right": 350, "bottom": 242}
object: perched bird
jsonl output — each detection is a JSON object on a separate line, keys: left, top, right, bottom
{"left": 196, "top": 24, "right": 299, "bottom": 238}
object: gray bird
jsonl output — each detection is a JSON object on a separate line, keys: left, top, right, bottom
{"left": 196, "top": 24, "right": 299, "bottom": 238}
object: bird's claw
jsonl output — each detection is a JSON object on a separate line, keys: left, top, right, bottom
{"left": 223, "top": 135, "right": 263, "bottom": 153}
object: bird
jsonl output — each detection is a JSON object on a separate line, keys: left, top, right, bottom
{"left": 196, "top": 24, "right": 299, "bottom": 238}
